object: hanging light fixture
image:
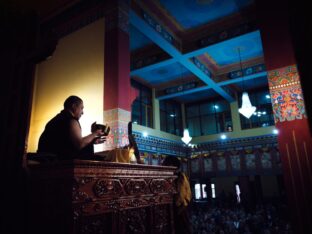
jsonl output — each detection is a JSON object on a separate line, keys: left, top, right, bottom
{"left": 176, "top": 42, "right": 193, "bottom": 145}
{"left": 239, "top": 92, "right": 256, "bottom": 118}
{"left": 181, "top": 129, "right": 192, "bottom": 145}
{"left": 237, "top": 47, "right": 256, "bottom": 119}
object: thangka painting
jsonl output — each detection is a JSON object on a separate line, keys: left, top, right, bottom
{"left": 245, "top": 154, "right": 256, "bottom": 169}
{"left": 230, "top": 155, "right": 241, "bottom": 171}
{"left": 217, "top": 157, "right": 226, "bottom": 171}
{"left": 191, "top": 159, "right": 199, "bottom": 173}
{"left": 268, "top": 65, "right": 306, "bottom": 123}
{"left": 204, "top": 158, "right": 213, "bottom": 172}
{"left": 261, "top": 152, "right": 272, "bottom": 169}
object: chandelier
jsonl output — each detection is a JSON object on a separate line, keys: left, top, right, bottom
{"left": 237, "top": 47, "right": 256, "bottom": 119}
{"left": 181, "top": 129, "right": 192, "bottom": 145}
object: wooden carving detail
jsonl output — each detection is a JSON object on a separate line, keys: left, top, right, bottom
{"left": 78, "top": 200, "right": 122, "bottom": 215}
{"left": 93, "top": 179, "right": 124, "bottom": 197}
{"left": 73, "top": 195, "right": 174, "bottom": 218}
{"left": 80, "top": 214, "right": 112, "bottom": 234}
{"left": 125, "top": 198, "right": 145, "bottom": 209}
{"left": 104, "top": 199, "right": 121, "bottom": 210}
{"left": 153, "top": 205, "right": 170, "bottom": 233}
{"left": 120, "top": 208, "right": 147, "bottom": 234}
{"left": 72, "top": 190, "right": 90, "bottom": 202}
{"left": 74, "top": 177, "right": 94, "bottom": 185}
{"left": 73, "top": 177, "right": 93, "bottom": 201}
{"left": 73, "top": 208, "right": 81, "bottom": 221}
{"left": 149, "top": 178, "right": 176, "bottom": 194}
{"left": 125, "top": 179, "right": 148, "bottom": 195}
{"left": 27, "top": 161, "right": 177, "bottom": 233}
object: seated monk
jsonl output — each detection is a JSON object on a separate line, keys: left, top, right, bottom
{"left": 37, "top": 95, "right": 106, "bottom": 160}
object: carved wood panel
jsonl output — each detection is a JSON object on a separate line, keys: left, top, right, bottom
{"left": 27, "top": 160, "right": 177, "bottom": 234}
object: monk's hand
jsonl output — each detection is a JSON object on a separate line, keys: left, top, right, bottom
{"left": 91, "top": 122, "right": 97, "bottom": 133}
{"left": 94, "top": 135, "right": 107, "bottom": 144}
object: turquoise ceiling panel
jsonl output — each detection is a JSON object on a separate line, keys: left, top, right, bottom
{"left": 174, "top": 89, "right": 218, "bottom": 103}
{"left": 204, "top": 31, "right": 263, "bottom": 66}
{"left": 130, "top": 25, "right": 153, "bottom": 51}
{"left": 139, "top": 62, "right": 192, "bottom": 85}
{"left": 159, "top": 0, "right": 253, "bottom": 29}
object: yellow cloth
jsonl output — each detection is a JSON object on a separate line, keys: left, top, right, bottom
{"left": 175, "top": 172, "right": 192, "bottom": 207}
{"left": 106, "top": 148, "right": 135, "bottom": 163}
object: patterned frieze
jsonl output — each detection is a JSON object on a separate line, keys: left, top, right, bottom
{"left": 204, "top": 158, "right": 213, "bottom": 172}
{"left": 217, "top": 157, "right": 227, "bottom": 171}
{"left": 73, "top": 194, "right": 173, "bottom": 217}
{"left": 132, "top": 54, "right": 161, "bottom": 70}
{"left": 191, "top": 57, "right": 212, "bottom": 77}
{"left": 245, "top": 154, "right": 256, "bottom": 169}
{"left": 195, "top": 134, "right": 278, "bottom": 152}
{"left": 229, "top": 64, "right": 266, "bottom": 79}
{"left": 188, "top": 139, "right": 280, "bottom": 177}
{"left": 261, "top": 152, "right": 273, "bottom": 169}
{"left": 199, "top": 21, "right": 257, "bottom": 48}
{"left": 142, "top": 10, "right": 174, "bottom": 44}
{"left": 104, "top": 108, "right": 131, "bottom": 149}
{"left": 165, "top": 82, "right": 197, "bottom": 95}
{"left": 133, "top": 131, "right": 187, "bottom": 156}
{"left": 230, "top": 155, "right": 241, "bottom": 171}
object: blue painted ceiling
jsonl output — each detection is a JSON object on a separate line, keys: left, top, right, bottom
{"left": 130, "top": 25, "right": 153, "bottom": 51}
{"left": 174, "top": 89, "right": 218, "bottom": 103}
{"left": 130, "top": 0, "right": 268, "bottom": 104}
{"left": 158, "top": 0, "right": 253, "bottom": 29}
{"left": 203, "top": 31, "right": 263, "bottom": 66}
{"left": 140, "top": 62, "right": 192, "bottom": 85}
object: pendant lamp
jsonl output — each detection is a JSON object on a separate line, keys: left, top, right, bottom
{"left": 178, "top": 42, "right": 193, "bottom": 145}
{"left": 181, "top": 129, "right": 192, "bottom": 145}
{"left": 239, "top": 92, "right": 257, "bottom": 118}
{"left": 237, "top": 48, "right": 256, "bottom": 119}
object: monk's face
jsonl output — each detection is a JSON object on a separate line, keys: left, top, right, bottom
{"left": 72, "top": 102, "right": 84, "bottom": 120}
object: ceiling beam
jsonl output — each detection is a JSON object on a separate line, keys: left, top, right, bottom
{"left": 131, "top": 30, "right": 260, "bottom": 77}
{"left": 157, "top": 71, "right": 267, "bottom": 100}
{"left": 158, "top": 86, "right": 210, "bottom": 100}
{"left": 130, "top": 10, "right": 235, "bottom": 102}
{"left": 130, "top": 57, "right": 177, "bottom": 76}
{"left": 218, "top": 71, "right": 267, "bottom": 86}
{"left": 179, "top": 57, "right": 234, "bottom": 101}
